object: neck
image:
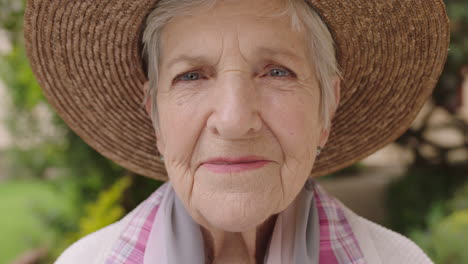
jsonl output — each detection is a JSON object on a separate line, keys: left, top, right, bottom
{"left": 201, "top": 214, "right": 278, "bottom": 264}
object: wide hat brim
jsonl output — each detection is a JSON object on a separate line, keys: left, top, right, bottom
{"left": 24, "top": 0, "right": 450, "bottom": 181}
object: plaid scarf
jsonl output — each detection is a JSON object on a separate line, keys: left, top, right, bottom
{"left": 105, "top": 180, "right": 366, "bottom": 264}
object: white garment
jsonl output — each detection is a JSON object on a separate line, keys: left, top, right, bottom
{"left": 55, "top": 199, "right": 433, "bottom": 264}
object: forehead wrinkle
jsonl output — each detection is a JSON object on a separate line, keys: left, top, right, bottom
{"left": 215, "top": 24, "right": 252, "bottom": 70}
{"left": 164, "top": 32, "right": 223, "bottom": 69}
{"left": 163, "top": 9, "right": 307, "bottom": 72}
{"left": 165, "top": 45, "right": 306, "bottom": 73}
{"left": 234, "top": 22, "right": 252, "bottom": 66}
{"left": 213, "top": 29, "right": 224, "bottom": 68}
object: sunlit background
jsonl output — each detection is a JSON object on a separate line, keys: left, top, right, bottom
{"left": 0, "top": 1, "right": 467, "bottom": 263}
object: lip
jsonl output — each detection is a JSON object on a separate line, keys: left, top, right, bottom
{"left": 201, "top": 156, "right": 271, "bottom": 173}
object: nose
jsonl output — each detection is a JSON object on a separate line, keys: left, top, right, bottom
{"left": 207, "top": 71, "right": 262, "bottom": 139}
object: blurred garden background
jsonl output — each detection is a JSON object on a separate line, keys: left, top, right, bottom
{"left": 0, "top": 0, "right": 467, "bottom": 263}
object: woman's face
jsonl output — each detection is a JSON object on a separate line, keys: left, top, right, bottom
{"left": 153, "top": 0, "right": 332, "bottom": 232}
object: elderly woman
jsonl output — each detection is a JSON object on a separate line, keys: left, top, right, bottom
{"left": 24, "top": 0, "right": 449, "bottom": 263}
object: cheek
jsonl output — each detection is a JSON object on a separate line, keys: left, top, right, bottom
{"left": 264, "top": 91, "right": 321, "bottom": 158}
{"left": 157, "top": 91, "right": 206, "bottom": 161}
{"left": 156, "top": 92, "right": 209, "bottom": 207}
{"left": 262, "top": 91, "right": 321, "bottom": 201}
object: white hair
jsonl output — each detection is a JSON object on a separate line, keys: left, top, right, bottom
{"left": 142, "top": 0, "right": 341, "bottom": 129}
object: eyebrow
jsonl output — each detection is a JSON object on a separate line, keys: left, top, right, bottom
{"left": 165, "top": 46, "right": 304, "bottom": 69}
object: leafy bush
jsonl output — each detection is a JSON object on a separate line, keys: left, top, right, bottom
{"left": 50, "top": 175, "right": 132, "bottom": 260}
{"left": 410, "top": 184, "right": 468, "bottom": 264}
{"left": 385, "top": 164, "right": 467, "bottom": 234}
{"left": 449, "top": 182, "right": 468, "bottom": 211}
{"left": 0, "top": 180, "right": 75, "bottom": 264}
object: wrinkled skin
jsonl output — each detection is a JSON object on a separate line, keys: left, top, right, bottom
{"left": 145, "top": 0, "right": 340, "bottom": 262}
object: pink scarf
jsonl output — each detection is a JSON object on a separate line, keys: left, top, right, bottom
{"left": 105, "top": 179, "right": 366, "bottom": 263}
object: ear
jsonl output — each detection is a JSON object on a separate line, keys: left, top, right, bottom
{"left": 143, "top": 81, "right": 166, "bottom": 155}
{"left": 318, "top": 76, "right": 341, "bottom": 147}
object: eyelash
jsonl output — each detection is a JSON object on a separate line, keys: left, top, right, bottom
{"left": 172, "top": 65, "right": 296, "bottom": 84}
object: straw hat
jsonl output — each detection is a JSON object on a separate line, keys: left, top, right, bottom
{"left": 24, "top": 0, "right": 450, "bottom": 181}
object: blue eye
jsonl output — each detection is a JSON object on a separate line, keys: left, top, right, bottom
{"left": 268, "top": 68, "right": 292, "bottom": 77}
{"left": 176, "top": 72, "right": 201, "bottom": 81}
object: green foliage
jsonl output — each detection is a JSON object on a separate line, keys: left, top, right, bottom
{"left": 431, "top": 210, "right": 468, "bottom": 263}
{"left": 0, "top": 44, "right": 43, "bottom": 111}
{"left": 80, "top": 176, "right": 131, "bottom": 234}
{"left": 4, "top": 141, "right": 66, "bottom": 180}
{"left": 0, "top": 0, "right": 25, "bottom": 41}
{"left": 449, "top": 182, "right": 468, "bottom": 211}
{"left": 410, "top": 183, "right": 468, "bottom": 264}
{"left": 386, "top": 164, "right": 468, "bottom": 234}
{"left": 51, "top": 176, "right": 132, "bottom": 259}
{"left": 0, "top": 180, "right": 75, "bottom": 264}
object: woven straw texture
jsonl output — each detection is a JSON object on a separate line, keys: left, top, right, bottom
{"left": 24, "top": 0, "right": 450, "bottom": 180}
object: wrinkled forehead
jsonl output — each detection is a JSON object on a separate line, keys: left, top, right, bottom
{"left": 158, "top": 0, "right": 308, "bottom": 67}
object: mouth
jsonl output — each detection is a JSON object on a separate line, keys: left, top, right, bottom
{"left": 201, "top": 156, "right": 271, "bottom": 173}
{"left": 210, "top": 160, "right": 260, "bottom": 165}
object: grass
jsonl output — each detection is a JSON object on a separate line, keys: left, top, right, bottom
{"left": 0, "top": 179, "right": 74, "bottom": 264}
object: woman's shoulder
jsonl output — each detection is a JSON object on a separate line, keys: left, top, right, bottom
{"left": 55, "top": 200, "right": 144, "bottom": 264}
{"left": 55, "top": 183, "right": 167, "bottom": 263}
{"left": 342, "top": 204, "right": 434, "bottom": 264}
{"left": 54, "top": 221, "right": 122, "bottom": 264}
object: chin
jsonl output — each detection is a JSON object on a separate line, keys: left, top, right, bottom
{"left": 195, "top": 191, "right": 278, "bottom": 232}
